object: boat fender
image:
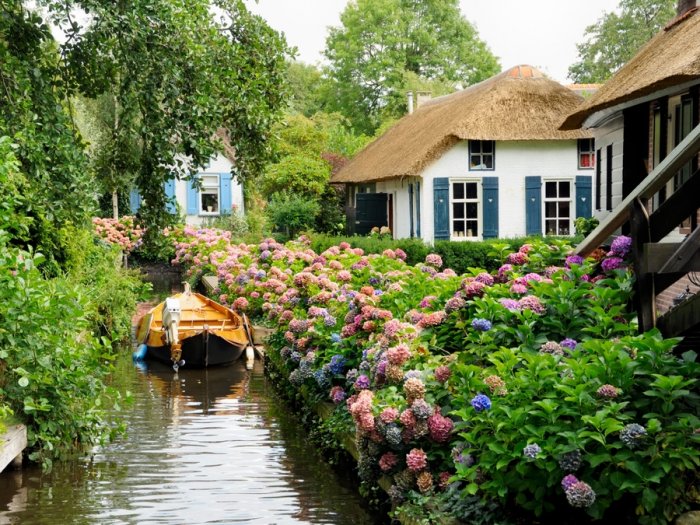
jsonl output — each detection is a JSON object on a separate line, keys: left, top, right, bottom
{"left": 133, "top": 344, "right": 148, "bottom": 362}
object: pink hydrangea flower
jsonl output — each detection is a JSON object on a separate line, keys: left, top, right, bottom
{"left": 406, "top": 448, "right": 428, "bottom": 472}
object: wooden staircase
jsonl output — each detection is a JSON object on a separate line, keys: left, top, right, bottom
{"left": 575, "top": 123, "right": 700, "bottom": 342}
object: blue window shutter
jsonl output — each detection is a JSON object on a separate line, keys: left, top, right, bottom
{"left": 525, "top": 176, "right": 542, "bottom": 235}
{"left": 433, "top": 177, "right": 449, "bottom": 241}
{"left": 164, "top": 179, "right": 176, "bottom": 214}
{"left": 575, "top": 175, "right": 592, "bottom": 218}
{"left": 416, "top": 181, "right": 421, "bottom": 238}
{"left": 129, "top": 188, "right": 141, "bottom": 214}
{"left": 482, "top": 177, "right": 499, "bottom": 239}
{"left": 220, "top": 173, "right": 232, "bottom": 214}
{"left": 408, "top": 183, "right": 414, "bottom": 237}
{"left": 186, "top": 178, "right": 199, "bottom": 215}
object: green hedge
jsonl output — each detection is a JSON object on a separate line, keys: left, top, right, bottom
{"left": 308, "top": 233, "right": 580, "bottom": 274}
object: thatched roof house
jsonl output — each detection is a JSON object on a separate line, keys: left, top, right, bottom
{"left": 337, "top": 65, "right": 597, "bottom": 242}
{"left": 332, "top": 65, "right": 591, "bottom": 184}
{"left": 561, "top": 7, "right": 700, "bottom": 130}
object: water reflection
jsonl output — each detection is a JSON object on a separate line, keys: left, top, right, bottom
{"left": 0, "top": 356, "right": 380, "bottom": 525}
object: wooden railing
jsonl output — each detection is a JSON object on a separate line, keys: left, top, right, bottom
{"left": 575, "top": 122, "right": 700, "bottom": 334}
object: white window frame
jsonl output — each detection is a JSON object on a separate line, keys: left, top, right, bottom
{"left": 469, "top": 140, "right": 495, "bottom": 171}
{"left": 542, "top": 178, "right": 573, "bottom": 236}
{"left": 449, "top": 178, "right": 482, "bottom": 241}
{"left": 199, "top": 173, "right": 220, "bottom": 216}
{"left": 577, "top": 139, "right": 595, "bottom": 169}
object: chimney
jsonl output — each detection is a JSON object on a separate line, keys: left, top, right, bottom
{"left": 677, "top": 0, "right": 699, "bottom": 15}
{"left": 416, "top": 91, "right": 432, "bottom": 109}
{"left": 407, "top": 91, "right": 414, "bottom": 114}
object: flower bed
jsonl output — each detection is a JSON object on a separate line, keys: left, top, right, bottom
{"left": 170, "top": 226, "right": 699, "bottom": 524}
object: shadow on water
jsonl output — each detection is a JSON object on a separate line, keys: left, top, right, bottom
{"left": 0, "top": 355, "right": 383, "bottom": 525}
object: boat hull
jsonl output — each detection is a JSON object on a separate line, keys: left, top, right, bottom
{"left": 146, "top": 332, "right": 246, "bottom": 368}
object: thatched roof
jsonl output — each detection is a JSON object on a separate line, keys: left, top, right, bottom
{"left": 332, "top": 65, "right": 591, "bottom": 184}
{"left": 561, "top": 8, "right": 700, "bottom": 130}
{"left": 214, "top": 128, "right": 237, "bottom": 164}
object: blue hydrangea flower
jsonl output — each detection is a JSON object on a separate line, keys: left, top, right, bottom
{"left": 470, "top": 393, "right": 491, "bottom": 412}
{"left": 620, "top": 423, "right": 646, "bottom": 448}
{"left": 523, "top": 443, "right": 542, "bottom": 459}
{"left": 471, "top": 318, "right": 492, "bottom": 331}
{"left": 328, "top": 354, "right": 346, "bottom": 375}
{"left": 314, "top": 369, "right": 331, "bottom": 388}
{"left": 330, "top": 333, "right": 342, "bottom": 344}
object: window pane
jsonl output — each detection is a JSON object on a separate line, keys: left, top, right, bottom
{"left": 453, "top": 183, "right": 464, "bottom": 200}
{"left": 483, "top": 155, "right": 493, "bottom": 169}
{"left": 559, "top": 181, "right": 570, "bottom": 198}
{"left": 453, "top": 202, "right": 465, "bottom": 219}
{"left": 201, "top": 175, "right": 218, "bottom": 187}
{"left": 545, "top": 181, "right": 557, "bottom": 198}
{"left": 558, "top": 220, "right": 569, "bottom": 235}
{"left": 466, "top": 182, "right": 477, "bottom": 199}
{"left": 471, "top": 141, "right": 482, "bottom": 154}
{"left": 558, "top": 201, "right": 570, "bottom": 217}
{"left": 466, "top": 221, "right": 478, "bottom": 236}
{"left": 453, "top": 220, "right": 465, "bottom": 234}
{"left": 470, "top": 155, "right": 482, "bottom": 168}
{"left": 545, "top": 220, "right": 557, "bottom": 235}
{"left": 201, "top": 192, "right": 219, "bottom": 213}
{"left": 545, "top": 201, "right": 557, "bottom": 217}
{"left": 481, "top": 141, "right": 493, "bottom": 153}
{"left": 466, "top": 202, "right": 478, "bottom": 218}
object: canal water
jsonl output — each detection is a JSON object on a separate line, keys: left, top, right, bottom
{"left": 0, "top": 355, "right": 381, "bottom": 524}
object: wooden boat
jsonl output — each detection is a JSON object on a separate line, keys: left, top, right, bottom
{"left": 135, "top": 284, "right": 253, "bottom": 369}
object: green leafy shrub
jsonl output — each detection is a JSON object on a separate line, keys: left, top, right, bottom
{"left": 0, "top": 247, "right": 124, "bottom": 468}
{"left": 267, "top": 191, "right": 320, "bottom": 240}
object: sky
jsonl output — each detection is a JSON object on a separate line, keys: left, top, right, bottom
{"left": 244, "top": 0, "right": 623, "bottom": 84}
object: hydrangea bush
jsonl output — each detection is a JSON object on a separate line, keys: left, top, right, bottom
{"left": 92, "top": 216, "right": 144, "bottom": 253}
{"left": 170, "top": 229, "right": 699, "bottom": 525}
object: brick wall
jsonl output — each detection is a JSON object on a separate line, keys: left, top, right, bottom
{"left": 656, "top": 273, "right": 700, "bottom": 315}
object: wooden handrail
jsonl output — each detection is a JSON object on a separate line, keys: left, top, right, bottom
{"left": 576, "top": 122, "right": 700, "bottom": 255}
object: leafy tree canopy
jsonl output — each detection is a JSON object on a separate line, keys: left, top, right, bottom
{"left": 568, "top": 0, "right": 676, "bottom": 83}
{"left": 285, "top": 60, "right": 326, "bottom": 117}
{"left": 322, "top": 0, "right": 500, "bottom": 133}
{"left": 41, "top": 0, "right": 291, "bottom": 239}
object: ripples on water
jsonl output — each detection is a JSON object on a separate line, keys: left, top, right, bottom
{"left": 0, "top": 357, "right": 381, "bottom": 525}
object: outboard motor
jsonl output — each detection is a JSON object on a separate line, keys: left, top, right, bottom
{"left": 163, "top": 298, "right": 184, "bottom": 370}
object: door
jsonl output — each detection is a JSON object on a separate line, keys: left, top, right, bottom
{"left": 355, "top": 193, "right": 388, "bottom": 235}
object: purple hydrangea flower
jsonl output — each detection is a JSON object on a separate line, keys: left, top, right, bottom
{"left": 610, "top": 235, "right": 632, "bottom": 257}
{"left": 470, "top": 393, "right": 491, "bottom": 412}
{"left": 601, "top": 256, "right": 624, "bottom": 272}
{"left": 354, "top": 374, "right": 371, "bottom": 390}
{"left": 565, "top": 254, "right": 584, "bottom": 267}
{"left": 561, "top": 474, "right": 579, "bottom": 491}
{"left": 560, "top": 338, "right": 578, "bottom": 350}
{"left": 471, "top": 318, "right": 492, "bottom": 331}
{"left": 499, "top": 298, "right": 520, "bottom": 311}
{"left": 523, "top": 443, "right": 542, "bottom": 459}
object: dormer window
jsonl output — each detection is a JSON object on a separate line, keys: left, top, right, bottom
{"left": 578, "top": 139, "right": 595, "bottom": 169}
{"left": 469, "top": 140, "right": 495, "bottom": 170}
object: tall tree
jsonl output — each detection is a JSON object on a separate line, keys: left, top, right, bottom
{"left": 568, "top": 0, "right": 676, "bottom": 83}
{"left": 0, "top": 1, "right": 97, "bottom": 273}
{"left": 44, "top": 0, "right": 290, "bottom": 238}
{"left": 322, "top": 0, "right": 499, "bottom": 133}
